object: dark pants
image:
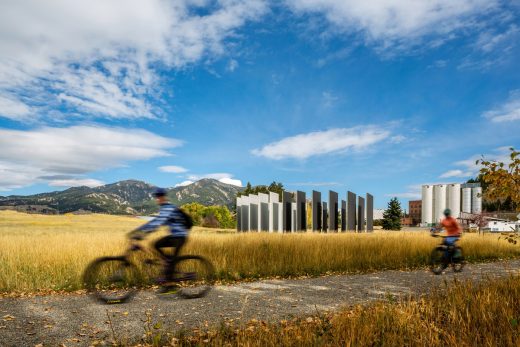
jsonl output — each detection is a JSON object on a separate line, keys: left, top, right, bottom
{"left": 154, "top": 235, "right": 186, "bottom": 280}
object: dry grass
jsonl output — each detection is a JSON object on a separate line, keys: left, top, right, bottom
{"left": 1, "top": 211, "right": 520, "bottom": 293}
{"left": 171, "top": 276, "right": 520, "bottom": 346}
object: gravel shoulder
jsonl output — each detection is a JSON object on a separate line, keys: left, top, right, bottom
{"left": 1, "top": 260, "right": 520, "bottom": 346}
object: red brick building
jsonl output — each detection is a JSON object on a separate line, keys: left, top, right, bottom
{"left": 409, "top": 200, "right": 422, "bottom": 226}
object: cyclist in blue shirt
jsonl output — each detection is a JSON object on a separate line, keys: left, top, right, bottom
{"left": 130, "top": 188, "right": 189, "bottom": 288}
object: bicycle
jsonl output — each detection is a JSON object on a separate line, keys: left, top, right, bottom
{"left": 430, "top": 232, "right": 464, "bottom": 275}
{"left": 82, "top": 238, "right": 215, "bottom": 304}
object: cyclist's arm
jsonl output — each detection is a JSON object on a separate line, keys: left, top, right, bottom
{"left": 135, "top": 204, "right": 174, "bottom": 233}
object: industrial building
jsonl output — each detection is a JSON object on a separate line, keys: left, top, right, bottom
{"left": 421, "top": 183, "right": 482, "bottom": 225}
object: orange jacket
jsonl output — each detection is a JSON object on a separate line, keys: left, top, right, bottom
{"left": 441, "top": 216, "right": 461, "bottom": 237}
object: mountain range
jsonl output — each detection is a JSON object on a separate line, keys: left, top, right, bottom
{"left": 0, "top": 179, "right": 243, "bottom": 215}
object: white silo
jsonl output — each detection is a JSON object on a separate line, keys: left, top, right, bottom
{"left": 462, "top": 188, "right": 472, "bottom": 213}
{"left": 433, "top": 184, "right": 447, "bottom": 223}
{"left": 472, "top": 187, "right": 482, "bottom": 214}
{"left": 421, "top": 185, "right": 433, "bottom": 224}
{"left": 446, "top": 183, "right": 461, "bottom": 218}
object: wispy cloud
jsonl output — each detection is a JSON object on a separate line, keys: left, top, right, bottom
{"left": 251, "top": 125, "right": 390, "bottom": 160}
{"left": 439, "top": 146, "right": 514, "bottom": 179}
{"left": 321, "top": 91, "right": 340, "bottom": 108}
{"left": 0, "top": 125, "right": 180, "bottom": 190}
{"left": 439, "top": 169, "right": 474, "bottom": 178}
{"left": 159, "top": 165, "right": 188, "bottom": 174}
{"left": 286, "top": 0, "right": 499, "bottom": 52}
{"left": 0, "top": 0, "right": 268, "bottom": 122}
{"left": 483, "top": 90, "right": 520, "bottom": 122}
{"left": 47, "top": 178, "right": 104, "bottom": 188}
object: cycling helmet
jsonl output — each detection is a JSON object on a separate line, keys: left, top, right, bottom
{"left": 153, "top": 187, "right": 167, "bottom": 197}
{"left": 443, "top": 208, "right": 451, "bottom": 217}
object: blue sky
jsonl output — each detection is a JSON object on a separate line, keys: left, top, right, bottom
{"left": 1, "top": 0, "right": 519, "bottom": 209}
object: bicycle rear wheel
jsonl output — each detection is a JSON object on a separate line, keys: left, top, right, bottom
{"left": 451, "top": 247, "right": 465, "bottom": 273}
{"left": 83, "top": 257, "right": 138, "bottom": 304}
{"left": 430, "top": 247, "right": 447, "bottom": 275}
{"left": 171, "top": 255, "right": 215, "bottom": 299}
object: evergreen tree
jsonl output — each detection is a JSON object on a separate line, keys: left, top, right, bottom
{"left": 382, "top": 197, "right": 402, "bottom": 230}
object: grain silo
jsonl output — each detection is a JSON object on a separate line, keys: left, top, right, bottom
{"left": 433, "top": 184, "right": 447, "bottom": 223}
{"left": 446, "top": 183, "right": 461, "bottom": 218}
{"left": 462, "top": 187, "right": 472, "bottom": 213}
{"left": 472, "top": 187, "right": 482, "bottom": 214}
{"left": 421, "top": 185, "right": 433, "bottom": 224}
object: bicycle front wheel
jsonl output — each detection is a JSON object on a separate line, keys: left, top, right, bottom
{"left": 83, "top": 257, "right": 138, "bottom": 304}
{"left": 430, "top": 247, "right": 447, "bottom": 275}
{"left": 172, "top": 255, "right": 215, "bottom": 299}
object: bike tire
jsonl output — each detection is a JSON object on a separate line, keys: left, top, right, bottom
{"left": 172, "top": 255, "right": 215, "bottom": 299}
{"left": 451, "top": 247, "right": 465, "bottom": 273}
{"left": 430, "top": 247, "right": 447, "bottom": 275}
{"left": 83, "top": 256, "right": 137, "bottom": 304}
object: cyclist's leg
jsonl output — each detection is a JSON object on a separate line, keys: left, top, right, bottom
{"left": 164, "top": 237, "right": 186, "bottom": 280}
{"left": 154, "top": 235, "right": 175, "bottom": 260}
{"left": 444, "top": 237, "right": 458, "bottom": 256}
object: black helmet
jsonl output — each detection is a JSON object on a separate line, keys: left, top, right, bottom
{"left": 443, "top": 208, "right": 451, "bottom": 217}
{"left": 153, "top": 187, "right": 167, "bottom": 197}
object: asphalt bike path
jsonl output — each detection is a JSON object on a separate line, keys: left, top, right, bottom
{"left": 1, "top": 259, "right": 520, "bottom": 346}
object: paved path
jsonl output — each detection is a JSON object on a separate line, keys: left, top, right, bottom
{"left": 1, "top": 260, "right": 520, "bottom": 346}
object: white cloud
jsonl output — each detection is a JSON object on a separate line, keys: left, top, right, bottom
{"left": 0, "top": 95, "right": 32, "bottom": 121}
{"left": 251, "top": 126, "right": 390, "bottom": 160}
{"left": 227, "top": 59, "right": 239, "bottom": 72}
{"left": 390, "top": 135, "right": 406, "bottom": 143}
{"left": 0, "top": 125, "right": 181, "bottom": 190}
{"left": 159, "top": 165, "right": 188, "bottom": 174}
{"left": 0, "top": 0, "right": 268, "bottom": 121}
{"left": 218, "top": 177, "right": 243, "bottom": 187}
{"left": 475, "top": 24, "right": 519, "bottom": 52}
{"left": 439, "top": 146, "right": 514, "bottom": 180}
{"left": 322, "top": 91, "right": 339, "bottom": 108}
{"left": 48, "top": 178, "right": 104, "bottom": 188}
{"left": 286, "top": 0, "right": 498, "bottom": 50}
{"left": 483, "top": 90, "right": 520, "bottom": 122}
{"left": 439, "top": 169, "right": 474, "bottom": 178}
{"left": 187, "top": 173, "right": 243, "bottom": 187}
{"left": 175, "top": 180, "right": 194, "bottom": 188}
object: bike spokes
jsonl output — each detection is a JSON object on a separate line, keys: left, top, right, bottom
{"left": 171, "top": 256, "right": 215, "bottom": 299}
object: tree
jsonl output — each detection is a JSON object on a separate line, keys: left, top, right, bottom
{"left": 382, "top": 197, "right": 402, "bottom": 230}
{"left": 477, "top": 147, "right": 520, "bottom": 212}
{"left": 237, "top": 181, "right": 285, "bottom": 199}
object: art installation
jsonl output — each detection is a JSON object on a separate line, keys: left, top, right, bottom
{"left": 237, "top": 189, "right": 374, "bottom": 233}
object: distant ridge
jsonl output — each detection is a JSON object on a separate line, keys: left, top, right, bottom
{"left": 0, "top": 179, "right": 243, "bottom": 215}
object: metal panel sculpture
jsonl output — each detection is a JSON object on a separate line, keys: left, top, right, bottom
{"left": 296, "top": 191, "right": 306, "bottom": 232}
{"left": 237, "top": 189, "right": 374, "bottom": 235}
{"left": 366, "top": 193, "right": 373, "bottom": 232}
{"left": 357, "top": 196, "right": 365, "bottom": 232}
{"left": 322, "top": 202, "right": 328, "bottom": 232}
{"left": 312, "top": 190, "right": 322, "bottom": 232}
{"left": 347, "top": 191, "right": 356, "bottom": 231}
{"left": 341, "top": 200, "right": 346, "bottom": 232}
{"left": 283, "top": 191, "right": 292, "bottom": 232}
{"left": 328, "top": 191, "right": 338, "bottom": 232}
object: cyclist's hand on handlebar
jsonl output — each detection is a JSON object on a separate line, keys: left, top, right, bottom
{"left": 128, "top": 230, "right": 144, "bottom": 240}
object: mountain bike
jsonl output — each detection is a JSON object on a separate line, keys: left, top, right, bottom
{"left": 83, "top": 238, "right": 215, "bottom": 304}
{"left": 430, "top": 233, "right": 464, "bottom": 275}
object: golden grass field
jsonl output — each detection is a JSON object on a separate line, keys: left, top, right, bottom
{"left": 173, "top": 276, "right": 520, "bottom": 346}
{"left": 1, "top": 210, "right": 520, "bottom": 293}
